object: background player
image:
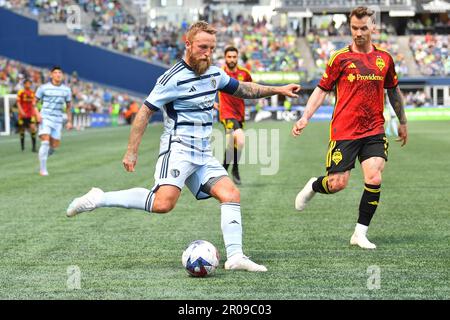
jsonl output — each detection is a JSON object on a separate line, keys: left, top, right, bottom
{"left": 36, "top": 66, "right": 73, "bottom": 176}
{"left": 214, "top": 46, "right": 252, "bottom": 185}
{"left": 17, "top": 79, "right": 40, "bottom": 152}
{"left": 67, "top": 21, "right": 301, "bottom": 272}
{"left": 292, "top": 7, "right": 408, "bottom": 249}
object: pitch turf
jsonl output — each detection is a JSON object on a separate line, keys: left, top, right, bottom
{"left": 0, "top": 121, "right": 448, "bottom": 300}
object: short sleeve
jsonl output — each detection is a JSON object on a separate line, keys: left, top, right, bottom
{"left": 35, "top": 86, "right": 43, "bottom": 100}
{"left": 318, "top": 55, "right": 342, "bottom": 92}
{"left": 66, "top": 88, "right": 72, "bottom": 102}
{"left": 217, "top": 68, "right": 238, "bottom": 95}
{"left": 144, "top": 82, "right": 176, "bottom": 111}
{"left": 384, "top": 55, "right": 398, "bottom": 89}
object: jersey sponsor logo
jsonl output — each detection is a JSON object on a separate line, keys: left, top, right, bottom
{"left": 347, "top": 62, "right": 357, "bottom": 69}
{"left": 376, "top": 57, "right": 385, "bottom": 71}
{"left": 347, "top": 73, "right": 356, "bottom": 83}
{"left": 238, "top": 74, "right": 245, "bottom": 81}
{"left": 332, "top": 149, "right": 343, "bottom": 165}
{"left": 188, "top": 86, "right": 197, "bottom": 92}
{"left": 357, "top": 74, "right": 384, "bottom": 81}
{"left": 347, "top": 73, "right": 384, "bottom": 83}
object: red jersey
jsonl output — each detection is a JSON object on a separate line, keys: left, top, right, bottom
{"left": 318, "top": 45, "right": 398, "bottom": 141}
{"left": 218, "top": 66, "right": 252, "bottom": 122}
{"left": 17, "top": 88, "right": 35, "bottom": 119}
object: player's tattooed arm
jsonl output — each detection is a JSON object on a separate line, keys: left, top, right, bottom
{"left": 123, "top": 106, "right": 154, "bottom": 172}
{"left": 387, "top": 86, "right": 408, "bottom": 146}
{"left": 233, "top": 82, "right": 300, "bottom": 99}
{"left": 387, "top": 87, "right": 407, "bottom": 125}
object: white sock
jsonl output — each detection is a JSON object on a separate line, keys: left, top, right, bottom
{"left": 355, "top": 223, "right": 369, "bottom": 236}
{"left": 39, "top": 141, "right": 50, "bottom": 173}
{"left": 98, "top": 188, "right": 155, "bottom": 212}
{"left": 221, "top": 202, "right": 243, "bottom": 258}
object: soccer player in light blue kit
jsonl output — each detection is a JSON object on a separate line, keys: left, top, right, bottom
{"left": 67, "top": 22, "right": 301, "bottom": 272}
{"left": 36, "top": 66, "right": 73, "bottom": 176}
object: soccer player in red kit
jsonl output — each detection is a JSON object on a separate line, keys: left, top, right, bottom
{"left": 291, "top": 7, "right": 408, "bottom": 249}
{"left": 215, "top": 46, "right": 252, "bottom": 185}
{"left": 17, "top": 79, "right": 40, "bottom": 152}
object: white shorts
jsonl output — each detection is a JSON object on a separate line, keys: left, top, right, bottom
{"left": 38, "top": 118, "right": 63, "bottom": 140}
{"left": 153, "top": 148, "right": 227, "bottom": 200}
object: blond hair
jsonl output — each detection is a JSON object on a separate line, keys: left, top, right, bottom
{"left": 186, "top": 21, "right": 217, "bottom": 42}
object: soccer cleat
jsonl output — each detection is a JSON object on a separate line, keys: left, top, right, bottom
{"left": 39, "top": 170, "right": 49, "bottom": 176}
{"left": 295, "top": 177, "right": 317, "bottom": 211}
{"left": 350, "top": 232, "right": 377, "bottom": 249}
{"left": 231, "top": 167, "right": 241, "bottom": 185}
{"left": 66, "top": 187, "right": 104, "bottom": 217}
{"left": 224, "top": 254, "right": 267, "bottom": 272}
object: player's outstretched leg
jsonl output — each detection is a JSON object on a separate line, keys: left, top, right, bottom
{"left": 66, "top": 187, "right": 155, "bottom": 217}
{"left": 66, "top": 188, "right": 105, "bottom": 217}
{"left": 294, "top": 177, "right": 317, "bottom": 211}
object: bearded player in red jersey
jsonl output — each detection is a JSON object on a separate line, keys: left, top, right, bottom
{"left": 215, "top": 46, "right": 252, "bottom": 185}
{"left": 292, "top": 7, "right": 408, "bottom": 249}
{"left": 17, "top": 79, "right": 40, "bottom": 152}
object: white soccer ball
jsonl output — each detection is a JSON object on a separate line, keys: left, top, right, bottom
{"left": 182, "top": 240, "right": 220, "bottom": 277}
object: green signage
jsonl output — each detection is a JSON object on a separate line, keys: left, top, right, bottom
{"left": 405, "top": 108, "right": 450, "bottom": 121}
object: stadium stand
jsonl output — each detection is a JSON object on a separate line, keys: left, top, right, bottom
{"left": 0, "top": 55, "right": 143, "bottom": 130}
{"left": 409, "top": 34, "right": 449, "bottom": 76}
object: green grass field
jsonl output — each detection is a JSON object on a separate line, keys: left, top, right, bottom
{"left": 0, "top": 120, "right": 449, "bottom": 300}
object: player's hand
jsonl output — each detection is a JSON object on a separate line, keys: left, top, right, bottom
{"left": 36, "top": 113, "right": 42, "bottom": 123}
{"left": 396, "top": 123, "right": 408, "bottom": 147}
{"left": 292, "top": 118, "right": 308, "bottom": 137}
{"left": 123, "top": 151, "right": 137, "bottom": 172}
{"left": 65, "top": 121, "right": 73, "bottom": 130}
{"left": 279, "top": 84, "right": 301, "bottom": 98}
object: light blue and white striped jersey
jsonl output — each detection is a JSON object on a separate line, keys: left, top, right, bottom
{"left": 144, "top": 60, "right": 239, "bottom": 156}
{"left": 36, "top": 82, "right": 72, "bottom": 124}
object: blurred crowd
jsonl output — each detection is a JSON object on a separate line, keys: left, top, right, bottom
{"left": 409, "top": 34, "right": 449, "bottom": 76}
{"left": 0, "top": 56, "right": 142, "bottom": 129}
{"left": 0, "top": 1, "right": 448, "bottom": 78}
{"left": 308, "top": 29, "right": 409, "bottom": 78}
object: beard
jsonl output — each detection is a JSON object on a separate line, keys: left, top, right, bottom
{"left": 354, "top": 37, "right": 366, "bottom": 45}
{"left": 226, "top": 61, "right": 236, "bottom": 69}
{"left": 189, "top": 52, "right": 211, "bottom": 76}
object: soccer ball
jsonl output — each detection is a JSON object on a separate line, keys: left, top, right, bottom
{"left": 182, "top": 240, "right": 220, "bottom": 277}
